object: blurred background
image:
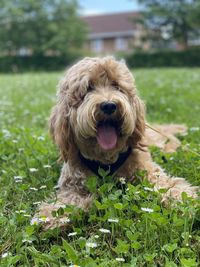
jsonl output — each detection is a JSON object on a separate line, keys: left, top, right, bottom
{"left": 0, "top": 0, "right": 200, "bottom": 72}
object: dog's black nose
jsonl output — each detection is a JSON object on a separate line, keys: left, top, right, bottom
{"left": 100, "top": 101, "right": 117, "bottom": 115}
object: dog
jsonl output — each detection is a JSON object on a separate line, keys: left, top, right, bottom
{"left": 37, "top": 57, "right": 198, "bottom": 229}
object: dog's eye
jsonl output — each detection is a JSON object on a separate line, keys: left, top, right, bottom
{"left": 87, "top": 83, "right": 95, "bottom": 92}
{"left": 111, "top": 81, "right": 119, "bottom": 89}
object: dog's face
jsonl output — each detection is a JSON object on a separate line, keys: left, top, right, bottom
{"left": 50, "top": 57, "right": 145, "bottom": 164}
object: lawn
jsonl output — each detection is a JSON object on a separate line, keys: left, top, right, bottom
{"left": 0, "top": 68, "right": 199, "bottom": 267}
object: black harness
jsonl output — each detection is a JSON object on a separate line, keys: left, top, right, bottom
{"left": 79, "top": 147, "right": 132, "bottom": 177}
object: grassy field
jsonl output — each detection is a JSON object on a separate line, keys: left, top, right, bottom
{"left": 0, "top": 68, "right": 199, "bottom": 266}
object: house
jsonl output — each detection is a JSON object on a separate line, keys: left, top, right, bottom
{"left": 82, "top": 11, "right": 148, "bottom": 54}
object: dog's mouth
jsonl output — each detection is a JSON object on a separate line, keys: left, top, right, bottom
{"left": 97, "top": 120, "right": 119, "bottom": 150}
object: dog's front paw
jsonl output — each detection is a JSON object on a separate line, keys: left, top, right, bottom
{"left": 32, "top": 202, "right": 71, "bottom": 230}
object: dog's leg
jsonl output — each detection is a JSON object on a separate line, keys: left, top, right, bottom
{"left": 145, "top": 124, "right": 187, "bottom": 153}
{"left": 36, "top": 190, "right": 92, "bottom": 230}
{"left": 34, "top": 163, "right": 92, "bottom": 230}
{"left": 144, "top": 155, "right": 198, "bottom": 202}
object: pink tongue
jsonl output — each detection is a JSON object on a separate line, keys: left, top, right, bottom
{"left": 97, "top": 124, "right": 117, "bottom": 150}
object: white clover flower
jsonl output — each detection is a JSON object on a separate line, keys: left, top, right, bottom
{"left": 30, "top": 187, "right": 38, "bottom": 191}
{"left": 2, "top": 129, "right": 10, "bottom": 134}
{"left": 99, "top": 228, "right": 111, "bottom": 234}
{"left": 39, "top": 185, "right": 47, "bottom": 189}
{"left": 14, "top": 176, "right": 23, "bottom": 183}
{"left": 39, "top": 217, "right": 50, "bottom": 223}
{"left": 14, "top": 176, "right": 23, "bottom": 180}
{"left": 190, "top": 127, "right": 199, "bottom": 132}
{"left": 116, "top": 257, "right": 125, "bottom": 262}
{"left": 144, "top": 187, "right": 154, "bottom": 192}
{"left": 15, "top": 180, "right": 23, "bottom": 183}
{"left": 94, "top": 235, "right": 99, "bottom": 239}
{"left": 1, "top": 252, "right": 11, "bottom": 258}
{"left": 30, "top": 216, "right": 50, "bottom": 225}
{"left": 60, "top": 217, "right": 70, "bottom": 224}
{"left": 86, "top": 242, "right": 98, "bottom": 248}
{"left": 30, "top": 217, "right": 40, "bottom": 225}
{"left": 33, "top": 201, "right": 41, "bottom": 205}
{"left": 108, "top": 218, "right": 119, "bottom": 223}
{"left": 141, "top": 207, "right": 154, "bottom": 213}
{"left": 22, "top": 239, "right": 33, "bottom": 244}
{"left": 53, "top": 185, "right": 60, "bottom": 190}
{"left": 29, "top": 168, "right": 38, "bottom": 172}
{"left": 2, "top": 129, "right": 11, "bottom": 138}
{"left": 119, "top": 177, "right": 126, "bottom": 184}
{"left": 37, "top": 136, "right": 45, "bottom": 141}
{"left": 19, "top": 210, "right": 26, "bottom": 213}
{"left": 68, "top": 232, "right": 77, "bottom": 237}
{"left": 43, "top": 165, "right": 51, "bottom": 168}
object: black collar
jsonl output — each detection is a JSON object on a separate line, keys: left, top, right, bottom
{"left": 79, "top": 147, "right": 132, "bottom": 177}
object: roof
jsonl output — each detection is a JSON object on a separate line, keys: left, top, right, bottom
{"left": 82, "top": 11, "right": 139, "bottom": 39}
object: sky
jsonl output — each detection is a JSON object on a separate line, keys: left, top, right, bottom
{"left": 79, "top": 0, "right": 141, "bottom": 16}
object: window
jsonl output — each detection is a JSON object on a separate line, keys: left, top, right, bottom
{"left": 115, "top": 38, "right": 127, "bottom": 51}
{"left": 91, "top": 39, "right": 103, "bottom": 53}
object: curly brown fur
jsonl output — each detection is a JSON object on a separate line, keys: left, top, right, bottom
{"left": 36, "top": 57, "right": 198, "bottom": 229}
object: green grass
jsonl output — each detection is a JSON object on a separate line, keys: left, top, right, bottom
{"left": 0, "top": 68, "right": 199, "bottom": 267}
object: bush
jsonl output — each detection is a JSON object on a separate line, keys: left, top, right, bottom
{"left": 0, "top": 53, "right": 82, "bottom": 72}
{"left": 125, "top": 49, "right": 200, "bottom": 68}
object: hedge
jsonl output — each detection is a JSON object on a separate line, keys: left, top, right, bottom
{"left": 125, "top": 49, "right": 200, "bottom": 68}
{"left": 0, "top": 54, "right": 81, "bottom": 72}
{"left": 0, "top": 49, "right": 200, "bottom": 72}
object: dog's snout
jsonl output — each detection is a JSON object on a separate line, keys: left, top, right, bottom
{"left": 100, "top": 101, "right": 117, "bottom": 115}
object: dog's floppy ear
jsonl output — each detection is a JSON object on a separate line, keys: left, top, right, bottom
{"left": 49, "top": 85, "right": 74, "bottom": 162}
{"left": 129, "top": 94, "right": 146, "bottom": 148}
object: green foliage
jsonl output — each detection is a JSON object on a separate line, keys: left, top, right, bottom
{"left": 0, "top": 54, "right": 83, "bottom": 72}
{"left": 136, "top": 0, "right": 200, "bottom": 48}
{"left": 126, "top": 48, "right": 200, "bottom": 68}
{"left": 0, "top": 69, "right": 199, "bottom": 266}
{"left": 0, "top": 0, "right": 87, "bottom": 55}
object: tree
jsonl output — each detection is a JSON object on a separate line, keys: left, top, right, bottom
{"left": 136, "top": 0, "right": 200, "bottom": 50}
{"left": 0, "top": 0, "right": 87, "bottom": 55}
